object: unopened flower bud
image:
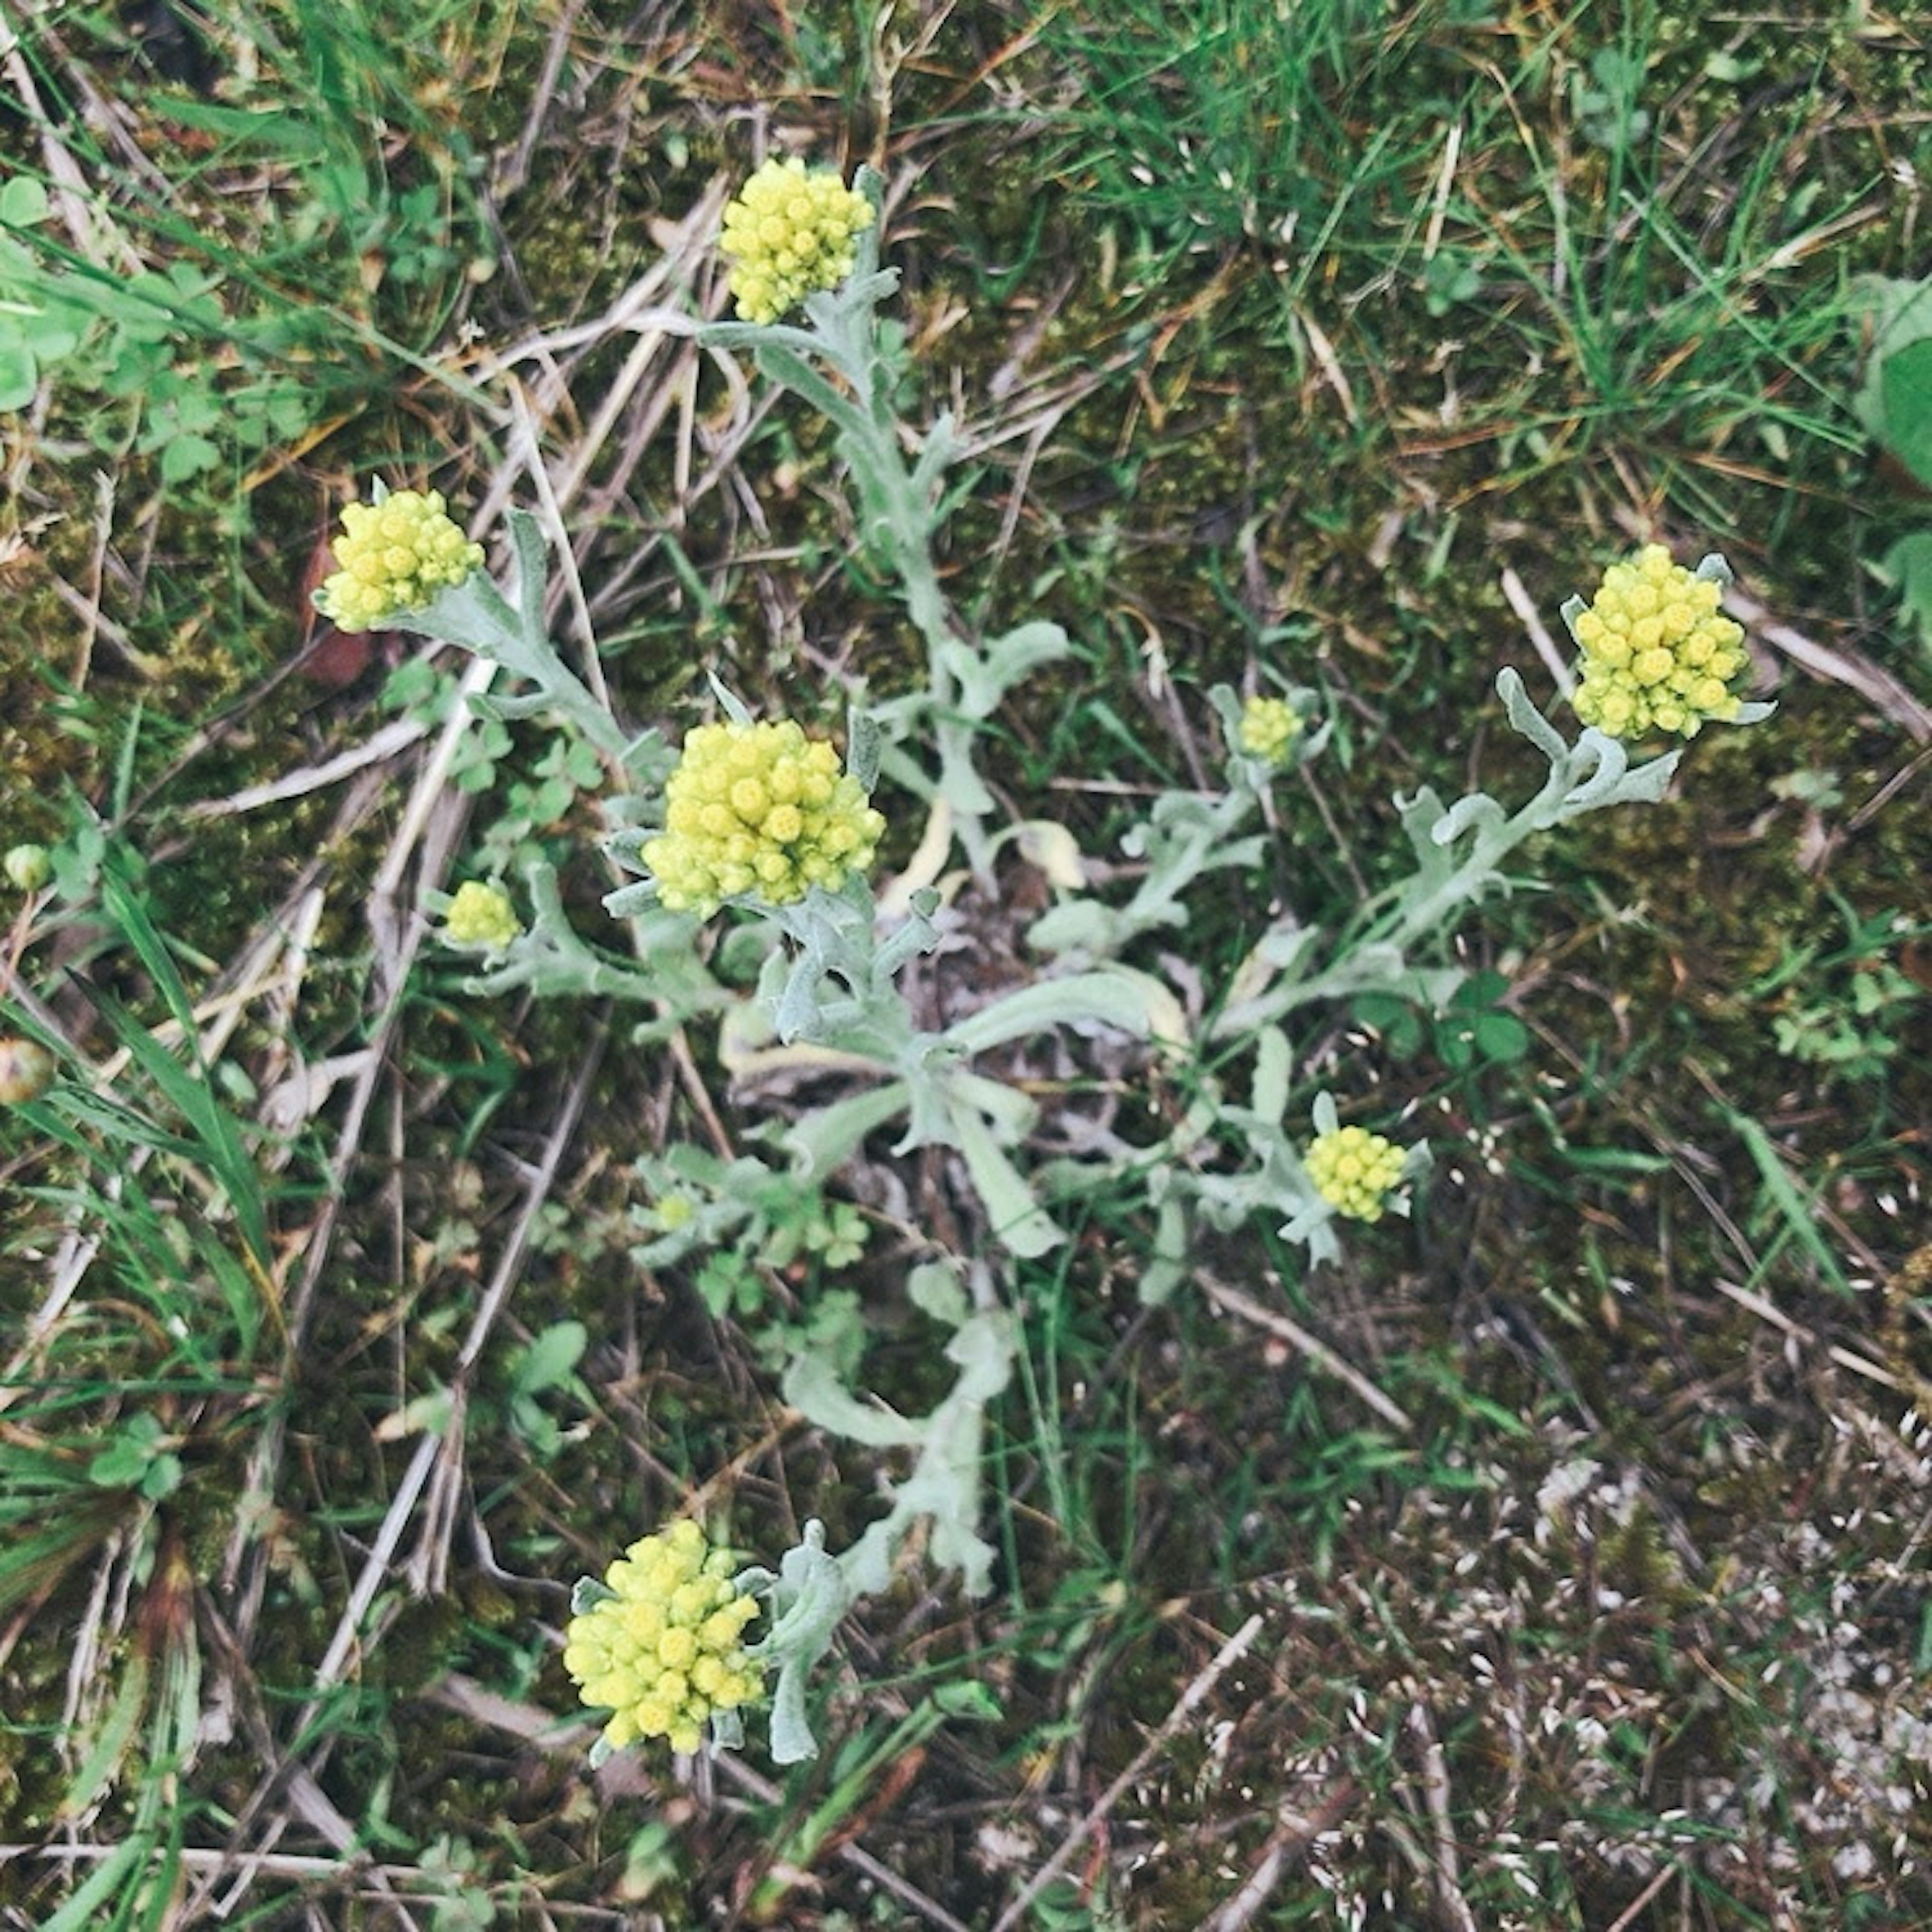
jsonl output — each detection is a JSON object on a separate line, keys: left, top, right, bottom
{"left": 0, "top": 1037, "right": 56, "bottom": 1104}
{"left": 315, "top": 488, "right": 484, "bottom": 634}
{"left": 1306, "top": 1123, "right": 1406, "bottom": 1222}
{"left": 718, "top": 157, "right": 874, "bottom": 325}
{"left": 565, "top": 1520, "right": 765, "bottom": 1755}
{"left": 443, "top": 880, "right": 523, "bottom": 951}
{"left": 3, "top": 844, "right": 51, "bottom": 893}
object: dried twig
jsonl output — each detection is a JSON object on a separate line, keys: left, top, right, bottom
{"left": 992, "top": 1613, "right": 1265, "bottom": 1932}
{"left": 1199, "top": 1271, "right": 1413, "bottom": 1433}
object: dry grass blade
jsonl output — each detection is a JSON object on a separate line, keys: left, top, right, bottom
{"left": 992, "top": 1614, "right": 1265, "bottom": 1932}
{"left": 1199, "top": 1271, "right": 1412, "bottom": 1432}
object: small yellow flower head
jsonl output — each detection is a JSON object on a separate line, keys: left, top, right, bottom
{"left": 718, "top": 156, "right": 874, "bottom": 326}
{"left": 652, "top": 1193, "right": 697, "bottom": 1233}
{"left": 1306, "top": 1124, "right": 1407, "bottom": 1223}
{"left": 443, "top": 880, "right": 522, "bottom": 950}
{"left": 315, "top": 489, "right": 485, "bottom": 633}
{"left": 3, "top": 843, "right": 51, "bottom": 893}
{"left": 642, "top": 719, "right": 887, "bottom": 918}
{"left": 0, "top": 1037, "right": 56, "bottom": 1106}
{"left": 563, "top": 1520, "right": 765, "bottom": 1755}
{"left": 1236, "top": 695, "right": 1303, "bottom": 766}
{"left": 1567, "top": 545, "right": 1748, "bottom": 741}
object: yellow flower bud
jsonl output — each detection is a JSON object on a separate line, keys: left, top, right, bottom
{"left": 443, "top": 880, "right": 522, "bottom": 950}
{"left": 718, "top": 157, "right": 874, "bottom": 325}
{"left": 0, "top": 1037, "right": 56, "bottom": 1105}
{"left": 1305, "top": 1123, "right": 1406, "bottom": 1223}
{"left": 4, "top": 843, "right": 51, "bottom": 893}
{"left": 563, "top": 1520, "right": 766, "bottom": 1758}
{"left": 315, "top": 489, "right": 485, "bottom": 633}
{"left": 1565, "top": 547, "right": 1750, "bottom": 740}
{"left": 642, "top": 718, "right": 888, "bottom": 918}
{"left": 1235, "top": 694, "right": 1303, "bottom": 766}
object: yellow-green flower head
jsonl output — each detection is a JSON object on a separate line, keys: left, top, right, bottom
{"left": 718, "top": 156, "right": 874, "bottom": 326}
{"left": 0, "top": 1037, "right": 56, "bottom": 1106}
{"left": 1567, "top": 545, "right": 1748, "bottom": 741}
{"left": 1306, "top": 1124, "right": 1406, "bottom": 1223}
{"left": 443, "top": 880, "right": 522, "bottom": 950}
{"left": 652, "top": 1193, "right": 697, "bottom": 1234}
{"left": 1237, "top": 695, "right": 1303, "bottom": 766}
{"left": 563, "top": 1520, "right": 765, "bottom": 1755}
{"left": 315, "top": 489, "right": 485, "bottom": 633}
{"left": 3, "top": 843, "right": 51, "bottom": 894}
{"left": 643, "top": 719, "right": 887, "bottom": 918}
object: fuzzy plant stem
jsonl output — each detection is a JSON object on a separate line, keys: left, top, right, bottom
{"left": 699, "top": 244, "right": 1001, "bottom": 874}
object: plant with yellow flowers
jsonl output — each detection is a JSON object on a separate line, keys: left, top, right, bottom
{"left": 295, "top": 155, "right": 1775, "bottom": 1774}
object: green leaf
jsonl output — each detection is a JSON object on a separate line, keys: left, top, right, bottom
{"left": 140, "top": 1453, "right": 184, "bottom": 1500}
{"left": 1473, "top": 1011, "right": 1531, "bottom": 1063}
{"left": 62, "top": 1652, "right": 150, "bottom": 1814}
{"left": 0, "top": 177, "right": 49, "bottom": 226}
{"left": 1852, "top": 275, "right": 1932, "bottom": 442}
{"left": 514, "top": 1319, "right": 587, "bottom": 1395}
{"left": 1352, "top": 991, "right": 1423, "bottom": 1058}
{"left": 1880, "top": 338, "right": 1932, "bottom": 486}
{"left": 1877, "top": 530, "right": 1932, "bottom": 653}
{"left": 931, "top": 1679, "right": 1003, "bottom": 1719}
{"left": 89, "top": 1439, "right": 153, "bottom": 1489}
{"left": 41, "top": 1834, "right": 151, "bottom": 1932}
{"left": 0, "top": 340, "right": 37, "bottom": 412}
{"left": 159, "top": 432, "right": 220, "bottom": 483}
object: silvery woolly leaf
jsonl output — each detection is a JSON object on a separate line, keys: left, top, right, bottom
{"left": 948, "top": 1102, "right": 1064, "bottom": 1257}
{"left": 754, "top": 1523, "right": 856, "bottom": 1766}
{"left": 1030, "top": 899, "right": 1126, "bottom": 959}
{"left": 847, "top": 705, "right": 882, "bottom": 792}
{"left": 1138, "top": 1197, "right": 1191, "bottom": 1308}
{"left": 1396, "top": 786, "right": 1457, "bottom": 871}
{"left": 1430, "top": 791, "right": 1508, "bottom": 849}
{"left": 1496, "top": 666, "right": 1570, "bottom": 764}
{"left": 951, "top": 621, "right": 1069, "bottom": 718}
{"left": 571, "top": 1575, "right": 617, "bottom": 1615}
{"left": 507, "top": 508, "right": 549, "bottom": 637}
{"left": 1251, "top": 1026, "right": 1294, "bottom": 1126}
{"left": 773, "top": 949, "right": 828, "bottom": 1044}
{"left": 704, "top": 671, "right": 755, "bottom": 727}
{"left": 907, "top": 1260, "right": 969, "bottom": 1326}
{"left": 945, "top": 970, "right": 1153, "bottom": 1053}
{"left": 938, "top": 753, "right": 998, "bottom": 817}
{"left": 784, "top": 1352, "right": 920, "bottom": 1446}
{"left": 910, "top": 412, "right": 960, "bottom": 499}
{"left": 601, "top": 879, "right": 662, "bottom": 919}
{"left": 467, "top": 690, "right": 554, "bottom": 722}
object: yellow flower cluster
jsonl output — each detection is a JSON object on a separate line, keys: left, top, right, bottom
{"left": 564, "top": 1521, "right": 765, "bottom": 1755}
{"left": 315, "top": 489, "right": 484, "bottom": 633}
{"left": 719, "top": 156, "right": 874, "bottom": 325}
{"left": 644, "top": 719, "right": 887, "bottom": 917}
{"left": 1568, "top": 545, "right": 1747, "bottom": 740}
{"left": 1307, "top": 1124, "right": 1406, "bottom": 1223}
{"left": 1237, "top": 695, "right": 1303, "bottom": 765}
{"left": 444, "top": 881, "right": 522, "bottom": 950}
